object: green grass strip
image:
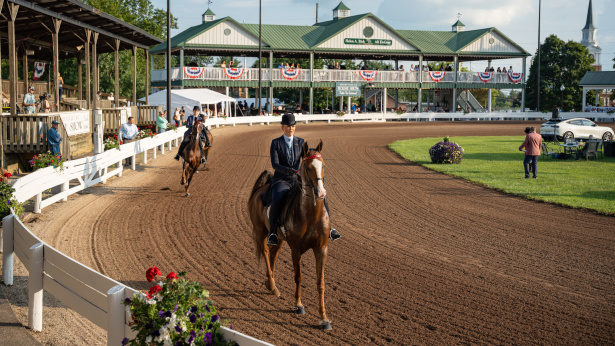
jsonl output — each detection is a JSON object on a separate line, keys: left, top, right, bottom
{"left": 389, "top": 136, "right": 615, "bottom": 215}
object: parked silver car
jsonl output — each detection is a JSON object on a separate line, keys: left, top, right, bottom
{"left": 540, "top": 118, "right": 614, "bottom": 141}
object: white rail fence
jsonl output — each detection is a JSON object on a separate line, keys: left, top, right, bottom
{"left": 1, "top": 127, "right": 272, "bottom": 346}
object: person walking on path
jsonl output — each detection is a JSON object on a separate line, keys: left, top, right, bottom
{"left": 519, "top": 126, "right": 542, "bottom": 179}
{"left": 47, "top": 120, "right": 62, "bottom": 156}
{"left": 119, "top": 117, "right": 139, "bottom": 166}
{"left": 156, "top": 110, "right": 168, "bottom": 150}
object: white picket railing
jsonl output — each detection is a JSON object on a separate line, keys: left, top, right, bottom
{"left": 1, "top": 127, "right": 272, "bottom": 346}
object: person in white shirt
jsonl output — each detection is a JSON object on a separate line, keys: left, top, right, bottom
{"left": 119, "top": 117, "right": 139, "bottom": 166}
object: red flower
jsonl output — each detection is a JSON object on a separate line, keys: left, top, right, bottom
{"left": 3, "top": 172, "right": 11, "bottom": 178}
{"left": 148, "top": 285, "right": 162, "bottom": 297}
{"left": 146, "top": 267, "right": 161, "bottom": 283}
{"left": 166, "top": 272, "right": 178, "bottom": 280}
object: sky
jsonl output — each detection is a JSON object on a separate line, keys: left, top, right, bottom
{"left": 151, "top": 0, "right": 614, "bottom": 73}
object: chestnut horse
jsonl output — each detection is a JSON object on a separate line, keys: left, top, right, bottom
{"left": 248, "top": 140, "right": 333, "bottom": 330}
{"left": 180, "top": 122, "right": 213, "bottom": 197}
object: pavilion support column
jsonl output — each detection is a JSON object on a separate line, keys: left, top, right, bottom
{"left": 383, "top": 87, "right": 387, "bottom": 114}
{"left": 595, "top": 92, "right": 599, "bottom": 106}
{"left": 145, "top": 49, "right": 150, "bottom": 105}
{"left": 309, "top": 52, "right": 314, "bottom": 114}
{"left": 77, "top": 52, "right": 82, "bottom": 101}
{"left": 394, "top": 60, "right": 398, "bottom": 110}
{"left": 487, "top": 59, "right": 492, "bottom": 112}
{"left": 52, "top": 19, "right": 61, "bottom": 112}
{"left": 582, "top": 88, "right": 587, "bottom": 111}
{"left": 339, "top": 96, "right": 343, "bottom": 112}
{"left": 114, "top": 39, "right": 120, "bottom": 108}
{"left": 453, "top": 56, "right": 458, "bottom": 113}
{"left": 521, "top": 57, "right": 527, "bottom": 111}
{"left": 8, "top": 3, "right": 19, "bottom": 116}
{"left": 85, "top": 29, "right": 91, "bottom": 109}
{"left": 269, "top": 87, "right": 273, "bottom": 115}
{"left": 0, "top": 0, "right": 5, "bottom": 167}
{"left": 269, "top": 50, "right": 274, "bottom": 115}
{"left": 91, "top": 32, "right": 99, "bottom": 109}
{"left": 179, "top": 48, "right": 184, "bottom": 89}
{"left": 418, "top": 55, "right": 423, "bottom": 113}
{"left": 22, "top": 49, "right": 28, "bottom": 96}
{"left": 132, "top": 46, "right": 137, "bottom": 105}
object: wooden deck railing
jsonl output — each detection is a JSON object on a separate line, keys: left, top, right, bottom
{"left": 1, "top": 114, "right": 70, "bottom": 156}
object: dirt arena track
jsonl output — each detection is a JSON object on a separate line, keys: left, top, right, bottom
{"left": 25, "top": 122, "right": 615, "bottom": 345}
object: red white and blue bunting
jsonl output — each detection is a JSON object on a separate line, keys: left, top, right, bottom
{"left": 508, "top": 72, "right": 523, "bottom": 83}
{"left": 280, "top": 68, "right": 301, "bottom": 80}
{"left": 33, "top": 62, "right": 47, "bottom": 81}
{"left": 358, "top": 70, "right": 377, "bottom": 82}
{"left": 224, "top": 68, "right": 245, "bottom": 80}
{"left": 478, "top": 72, "right": 493, "bottom": 83}
{"left": 429, "top": 71, "right": 445, "bottom": 82}
{"left": 184, "top": 67, "right": 205, "bottom": 79}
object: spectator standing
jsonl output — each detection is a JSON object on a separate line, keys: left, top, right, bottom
{"left": 156, "top": 110, "right": 168, "bottom": 150}
{"left": 335, "top": 62, "right": 340, "bottom": 70}
{"left": 2, "top": 91, "right": 10, "bottom": 103}
{"left": 173, "top": 108, "right": 181, "bottom": 126}
{"left": 58, "top": 73, "right": 64, "bottom": 102}
{"left": 23, "top": 85, "right": 37, "bottom": 114}
{"left": 508, "top": 66, "right": 513, "bottom": 73}
{"left": 96, "top": 90, "right": 102, "bottom": 100}
{"left": 518, "top": 126, "right": 541, "bottom": 179}
{"left": 119, "top": 117, "right": 139, "bottom": 166}
{"left": 47, "top": 120, "right": 62, "bottom": 156}
{"left": 40, "top": 93, "right": 53, "bottom": 113}
{"left": 108, "top": 92, "right": 114, "bottom": 101}
{"left": 278, "top": 62, "right": 283, "bottom": 69}
{"left": 502, "top": 67, "right": 507, "bottom": 73}
{"left": 221, "top": 61, "right": 226, "bottom": 68}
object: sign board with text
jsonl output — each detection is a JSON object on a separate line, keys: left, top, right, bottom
{"left": 336, "top": 82, "right": 362, "bottom": 97}
{"left": 59, "top": 110, "right": 90, "bottom": 136}
{"left": 344, "top": 38, "right": 392, "bottom": 46}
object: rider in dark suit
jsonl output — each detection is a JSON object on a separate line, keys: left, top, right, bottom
{"left": 174, "top": 105, "right": 211, "bottom": 164}
{"left": 267, "top": 114, "right": 341, "bottom": 246}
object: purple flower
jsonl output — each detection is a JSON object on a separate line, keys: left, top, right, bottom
{"left": 164, "top": 311, "right": 173, "bottom": 318}
{"left": 175, "top": 326, "right": 182, "bottom": 333}
{"left": 174, "top": 304, "right": 179, "bottom": 312}
{"left": 121, "top": 337, "right": 128, "bottom": 345}
{"left": 145, "top": 322, "right": 154, "bottom": 330}
{"left": 211, "top": 315, "right": 219, "bottom": 323}
{"left": 230, "top": 325, "right": 233, "bottom": 330}
{"left": 124, "top": 298, "right": 131, "bottom": 304}
{"left": 175, "top": 342, "right": 183, "bottom": 346}
{"left": 153, "top": 329, "right": 161, "bottom": 337}
{"left": 189, "top": 314, "right": 197, "bottom": 323}
{"left": 158, "top": 310, "right": 165, "bottom": 318}
{"left": 205, "top": 305, "right": 210, "bottom": 312}
{"left": 190, "top": 306, "right": 198, "bottom": 313}
{"left": 203, "top": 332, "right": 213, "bottom": 345}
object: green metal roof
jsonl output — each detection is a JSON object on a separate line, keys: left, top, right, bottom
{"left": 452, "top": 20, "right": 465, "bottom": 27}
{"left": 579, "top": 71, "right": 615, "bottom": 86}
{"left": 150, "top": 12, "right": 530, "bottom": 58}
{"left": 203, "top": 8, "right": 215, "bottom": 16}
{"left": 333, "top": 2, "right": 350, "bottom": 11}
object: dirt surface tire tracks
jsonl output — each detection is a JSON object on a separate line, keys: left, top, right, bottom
{"left": 21, "top": 121, "right": 615, "bottom": 345}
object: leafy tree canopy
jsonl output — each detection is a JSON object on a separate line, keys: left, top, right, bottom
{"left": 526, "top": 34, "right": 595, "bottom": 112}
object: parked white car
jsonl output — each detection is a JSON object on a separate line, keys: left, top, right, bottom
{"left": 540, "top": 118, "right": 614, "bottom": 141}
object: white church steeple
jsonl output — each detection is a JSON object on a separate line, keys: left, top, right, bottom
{"left": 580, "top": 0, "right": 602, "bottom": 70}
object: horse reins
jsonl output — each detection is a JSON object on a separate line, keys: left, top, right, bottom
{"left": 302, "top": 153, "right": 324, "bottom": 206}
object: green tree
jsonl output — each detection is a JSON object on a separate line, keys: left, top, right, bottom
{"left": 526, "top": 34, "right": 594, "bottom": 112}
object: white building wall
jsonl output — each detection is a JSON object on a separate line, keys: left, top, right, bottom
{"left": 461, "top": 31, "right": 521, "bottom": 53}
{"left": 319, "top": 17, "right": 417, "bottom": 51}
{"left": 187, "top": 22, "right": 263, "bottom": 46}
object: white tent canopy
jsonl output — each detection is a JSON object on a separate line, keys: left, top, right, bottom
{"left": 140, "top": 88, "right": 237, "bottom": 115}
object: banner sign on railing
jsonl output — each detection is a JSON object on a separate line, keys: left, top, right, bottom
{"left": 358, "top": 70, "right": 377, "bottom": 82}
{"left": 280, "top": 68, "right": 301, "bottom": 80}
{"left": 336, "top": 82, "right": 362, "bottom": 97}
{"left": 508, "top": 72, "right": 523, "bottom": 83}
{"left": 59, "top": 110, "right": 91, "bottom": 136}
{"left": 478, "top": 72, "right": 493, "bottom": 83}
{"left": 224, "top": 68, "right": 245, "bottom": 80}
{"left": 184, "top": 67, "right": 205, "bottom": 79}
{"left": 429, "top": 71, "right": 446, "bottom": 82}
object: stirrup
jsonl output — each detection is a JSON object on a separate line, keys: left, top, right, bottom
{"left": 200, "top": 157, "right": 206, "bottom": 164}
{"left": 174, "top": 155, "right": 180, "bottom": 161}
{"left": 267, "top": 233, "right": 279, "bottom": 246}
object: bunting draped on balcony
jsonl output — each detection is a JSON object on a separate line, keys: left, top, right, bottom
{"left": 184, "top": 67, "right": 205, "bottom": 79}
{"left": 280, "top": 68, "right": 301, "bottom": 80}
{"left": 224, "top": 68, "right": 245, "bottom": 80}
{"left": 429, "top": 71, "right": 445, "bottom": 82}
{"left": 508, "top": 72, "right": 523, "bottom": 83}
{"left": 33, "top": 62, "right": 47, "bottom": 81}
{"left": 358, "top": 70, "right": 377, "bottom": 81}
{"left": 478, "top": 72, "right": 493, "bottom": 83}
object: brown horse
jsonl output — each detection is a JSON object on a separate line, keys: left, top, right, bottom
{"left": 248, "top": 140, "right": 333, "bottom": 330}
{"left": 180, "top": 122, "right": 213, "bottom": 197}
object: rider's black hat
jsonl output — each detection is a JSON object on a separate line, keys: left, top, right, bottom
{"left": 193, "top": 105, "right": 201, "bottom": 111}
{"left": 281, "top": 113, "right": 296, "bottom": 126}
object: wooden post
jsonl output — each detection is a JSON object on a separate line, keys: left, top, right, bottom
{"left": 8, "top": 3, "right": 19, "bottom": 117}
{"left": 114, "top": 39, "right": 120, "bottom": 108}
{"left": 91, "top": 32, "right": 98, "bottom": 109}
{"left": 77, "top": 52, "right": 83, "bottom": 101}
{"left": 107, "top": 285, "right": 126, "bottom": 346}
{"left": 132, "top": 46, "right": 137, "bottom": 105}
{"left": 53, "top": 19, "right": 62, "bottom": 112}
{"left": 28, "top": 242, "right": 44, "bottom": 332}
{"left": 145, "top": 49, "right": 150, "bottom": 105}
{"left": 22, "top": 49, "right": 28, "bottom": 96}
{"left": 2, "top": 214, "right": 14, "bottom": 286}
{"left": 85, "top": 29, "right": 91, "bottom": 109}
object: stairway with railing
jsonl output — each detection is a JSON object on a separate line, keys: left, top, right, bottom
{"left": 457, "top": 90, "right": 484, "bottom": 112}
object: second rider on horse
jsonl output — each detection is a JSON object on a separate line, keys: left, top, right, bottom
{"left": 267, "top": 114, "right": 342, "bottom": 246}
{"left": 174, "top": 105, "right": 212, "bottom": 164}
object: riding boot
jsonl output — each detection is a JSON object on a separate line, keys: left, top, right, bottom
{"left": 267, "top": 222, "right": 279, "bottom": 246}
{"left": 204, "top": 130, "right": 212, "bottom": 147}
{"left": 175, "top": 140, "right": 188, "bottom": 161}
{"left": 324, "top": 197, "right": 341, "bottom": 241}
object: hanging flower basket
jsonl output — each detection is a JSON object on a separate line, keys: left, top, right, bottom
{"left": 429, "top": 136, "right": 465, "bottom": 164}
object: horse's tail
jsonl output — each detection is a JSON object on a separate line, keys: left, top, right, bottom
{"left": 249, "top": 170, "right": 272, "bottom": 201}
{"left": 250, "top": 170, "right": 272, "bottom": 263}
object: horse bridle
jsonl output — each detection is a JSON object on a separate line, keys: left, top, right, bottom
{"left": 302, "top": 153, "right": 324, "bottom": 205}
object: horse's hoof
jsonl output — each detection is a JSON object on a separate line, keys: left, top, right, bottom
{"left": 319, "top": 321, "right": 332, "bottom": 330}
{"left": 180, "top": 182, "right": 185, "bottom": 185}
{"left": 185, "top": 193, "right": 190, "bottom": 197}
{"left": 293, "top": 306, "right": 305, "bottom": 315}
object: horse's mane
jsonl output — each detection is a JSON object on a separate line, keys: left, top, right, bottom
{"left": 282, "top": 168, "right": 304, "bottom": 229}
